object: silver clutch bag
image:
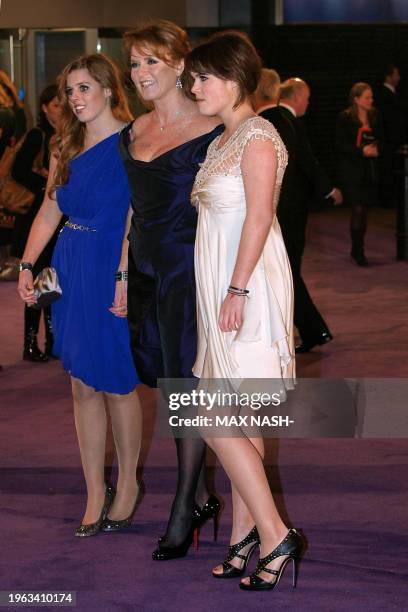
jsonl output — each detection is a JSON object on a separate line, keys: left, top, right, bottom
{"left": 32, "top": 267, "right": 62, "bottom": 309}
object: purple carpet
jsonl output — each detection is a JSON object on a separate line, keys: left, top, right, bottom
{"left": 1, "top": 207, "right": 407, "bottom": 611}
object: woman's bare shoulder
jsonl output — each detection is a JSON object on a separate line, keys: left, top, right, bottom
{"left": 130, "top": 111, "right": 153, "bottom": 140}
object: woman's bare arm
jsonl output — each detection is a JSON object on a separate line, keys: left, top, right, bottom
{"left": 109, "top": 206, "right": 132, "bottom": 318}
{"left": 218, "top": 137, "right": 277, "bottom": 332}
{"left": 18, "top": 155, "right": 63, "bottom": 303}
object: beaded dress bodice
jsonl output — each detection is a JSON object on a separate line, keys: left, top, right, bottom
{"left": 191, "top": 116, "right": 287, "bottom": 214}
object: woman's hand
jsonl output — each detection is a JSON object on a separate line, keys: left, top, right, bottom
{"left": 362, "top": 143, "right": 378, "bottom": 157}
{"left": 18, "top": 270, "right": 37, "bottom": 306}
{"left": 109, "top": 280, "right": 128, "bottom": 317}
{"left": 218, "top": 293, "right": 245, "bottom": 332}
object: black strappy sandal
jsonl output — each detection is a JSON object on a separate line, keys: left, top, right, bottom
{"left": 240, "top": 528, "right": 303, "bottom": 591}
{"left": 213, "top": 525, "right": 260, "bottom": 579}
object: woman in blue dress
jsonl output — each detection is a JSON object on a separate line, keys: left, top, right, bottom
{"left": 120, "top": 21, "right": 222, "bottom": 559}
{"left": 17, "top": 54, "right": 141, "bottom": 537}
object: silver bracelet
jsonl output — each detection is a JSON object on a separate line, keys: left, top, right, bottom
{"left": 228, "top": 285, "right": 249, "bottom": 297}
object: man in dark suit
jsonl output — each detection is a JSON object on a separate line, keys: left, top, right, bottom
{"left": 260, "top": 77, "right": 342, "bottom": 353}
{"left": 375, "top": 64, "right": 407, "bottom": 208}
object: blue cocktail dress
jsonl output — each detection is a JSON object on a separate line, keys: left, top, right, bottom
{"left": 51, "top": 133, "right": 139, "bottom": 394}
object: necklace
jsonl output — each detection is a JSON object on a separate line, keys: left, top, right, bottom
{"left": 156, "top": 108, "right": 196, "bottom": 132}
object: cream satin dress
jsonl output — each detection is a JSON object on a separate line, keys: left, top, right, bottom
{"left": 191, "top": 116, "right": 295, "bottom": 390}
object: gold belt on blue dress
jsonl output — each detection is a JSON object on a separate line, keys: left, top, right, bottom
{"left": 65, "top": 221, "right": 97, "bottom": 232}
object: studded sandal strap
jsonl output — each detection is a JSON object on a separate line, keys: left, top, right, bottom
{"left": 225, "top": 526, "right": 259, "bottom": 562}
{"left": 222, "top": 561, "right": 235, "bottom": 572}
{"left": 256, "top": 529, "right": 295, "bottom": 569}
{"left": 249, "top": 570, "right": 278, "bottom": 586}
{"left": 249, "top": 564, "right": 279, "bottom": 586}
{"left": 259, "top": 567, "right": 279, "bottom": 576}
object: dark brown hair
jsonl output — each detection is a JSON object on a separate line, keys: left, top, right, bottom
{"left": 347, "top": 81, "right": 377, "bottom": 125}
{"left": 185, "top": 30, "right": 262, "bottom": 108}
{"left": 51, "top": 53, "right": 132, "bottom": 194}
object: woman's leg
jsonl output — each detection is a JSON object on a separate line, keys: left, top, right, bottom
{"left": 195, "top": 459, "right": 211, "bottom": 508}
{"left": 350, "top": 203, "right": 369, "bottom": 264}
{"left": 71, "top": 377, "right": 107, "bottom": 524}
{"left": 161, "top": 436, "right": 207, "bottom": 546}
{"left": 213, "top": 436, "right": 265, "bottom": 574}
{"left": 205, "top": 435, "right": 288, "bottom": 582}
{"left": 104, "top": 388, "right": 142, "bottom": 519}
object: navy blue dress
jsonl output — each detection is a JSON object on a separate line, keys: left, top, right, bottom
{"left": 119, "top": 124, "right": 223, "bottom": 387}
{"left": 52, "top": 133, "right": 139, "bottom": 394}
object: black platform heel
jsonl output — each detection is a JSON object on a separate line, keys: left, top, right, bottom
{"left": 213, "top": 525, "right": 260, "bottom": 579}
{"left": 239, "top": 528, "right": 303, "bottom": 591}
{"left": 75, "top": 485, "right": 115, "bottom": 537}
{"left": 193, "top": 494, "right": 221, "bottom": 546}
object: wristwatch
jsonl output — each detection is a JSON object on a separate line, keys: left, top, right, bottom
{"left": 19, "top": 262, "right": 33, "bottom": 272}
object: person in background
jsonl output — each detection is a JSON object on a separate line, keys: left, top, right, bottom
{"left": 336, "top": 82, "right": 383, "bottom": 266}
{"left": 262, "top": 77, "right": 341, "bottom": 353}
{"left": 4, "top": 85, "right": 62, "bottom": 360}
{"left": 252, "top": 68, "right": 280, "bottom": 114}
{"left": 375, "top": 64, "right": 406, "bottom": 208}
{"left": 0, "top": 73, "right": 26, "bottom": 274}
{"left": 0, "top": 86, "right": 16, "bottom": 158}
{"left": 0, "top": 70, "right": 26, "bottom": 144}
{"left": 18, "top": 54, "right": 142, "bottom": 537}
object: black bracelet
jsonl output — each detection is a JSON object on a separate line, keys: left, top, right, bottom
{"left": 19, "top": 261, "right": 33, "bottom": 272}
{"left": 115, "top": 270, "right": 128, "bottom": 281}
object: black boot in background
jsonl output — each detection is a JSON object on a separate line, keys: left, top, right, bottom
{"left": 23, "top": 305, "right": 49, "bottom": 362}
{"left": 43, "top": 307, "right": 56, "bottom": 358}
{"left": 350, "top": 229, "right": 368, "bottom": 267}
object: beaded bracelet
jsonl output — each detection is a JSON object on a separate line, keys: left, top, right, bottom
{"left": 115, "top": 271, "right": 128, "bottom": 281}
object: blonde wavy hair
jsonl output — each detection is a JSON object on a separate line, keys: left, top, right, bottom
{"left": 51, "top": 53, "right": 132, "bottom": 193}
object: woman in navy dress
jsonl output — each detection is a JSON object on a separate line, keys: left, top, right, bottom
{"left": 120, "top": 20, "right": 222, "bottom": 559}
{"left": 18, "top": 54, "right": 141, "bottom": 537}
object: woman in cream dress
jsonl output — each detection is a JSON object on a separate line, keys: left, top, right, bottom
{"left": 186, "top": 32, "right": 303, "bottom": 593}
{"left": 192, "top": 114, "right": 295, "bottom": 384}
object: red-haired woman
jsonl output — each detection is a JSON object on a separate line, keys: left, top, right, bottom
{"left": 17, "top": 54, "right": 141, "bottom": 537}
{"left": 120, "top": 20, "right": 222, "bottom": 560}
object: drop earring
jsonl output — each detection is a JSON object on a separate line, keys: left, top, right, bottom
{"left": 176, "top": 75, "right": 183, "bottom": 89}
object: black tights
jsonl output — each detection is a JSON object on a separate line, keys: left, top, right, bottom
{"left": 161, "top": 436, "right": 209, "bottom": 547}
